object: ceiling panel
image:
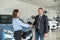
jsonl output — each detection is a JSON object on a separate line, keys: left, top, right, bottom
{"left": 18, "top": 0, "right": 60, "bottom": 7}
{"left": 17, "top": 0, "right": 60, "bottom": 11}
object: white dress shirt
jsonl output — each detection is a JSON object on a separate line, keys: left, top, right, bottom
{"left": 39, "top": 13, "right": 43, "bottom": 17}
{"left": 12, "top": 18, "right": 29, "bottom": 31}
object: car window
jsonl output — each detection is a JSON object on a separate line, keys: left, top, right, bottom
{"left": 0, "top": 15, "right": 12, "bottom": 24}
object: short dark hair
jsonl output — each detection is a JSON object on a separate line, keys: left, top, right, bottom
{"left": 12, "top": 9, "right": 19, "bottom": 18}
{"left": 38, "top": 7, "right": 43, "bottom": 10}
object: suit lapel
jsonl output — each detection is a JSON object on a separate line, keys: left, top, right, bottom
{"left": 36, "top": 15, "right": 44, "bottom": 22}
{"left": 41, "top": 15, "right": 44, "bottom": 21}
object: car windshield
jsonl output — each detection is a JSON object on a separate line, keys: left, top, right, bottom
{"left": 0, "top": 15, "right": 12, "bottom": 24}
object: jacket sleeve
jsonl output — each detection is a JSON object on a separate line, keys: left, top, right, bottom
{"left": 33, "top": 16, "right": 37, "bottom": 26}
{"left": 44, "top": 16, "right": 49, "bottom": 33}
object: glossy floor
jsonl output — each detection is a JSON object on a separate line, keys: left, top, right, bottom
{"left": 32, "top": 27, "right": 60, "bottom": 40}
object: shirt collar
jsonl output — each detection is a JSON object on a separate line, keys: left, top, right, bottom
{"left": 39, "top": 13, "right": 43, "bottom": 17}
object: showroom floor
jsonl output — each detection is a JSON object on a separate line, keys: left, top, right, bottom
{"left": 32, "top": 25, "right": 60, "bottom": 40}
{"left": 45, "top": 28, "right": 60, "bottom": 40}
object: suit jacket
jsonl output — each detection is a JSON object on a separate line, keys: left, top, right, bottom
{"left": 33, "top": 14, "right": 49, "bottom": 34}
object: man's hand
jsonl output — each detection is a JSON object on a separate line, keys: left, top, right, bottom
{"left": 29, "top": 24, "right": 33, "bottom": 28}
{"left": 44, "top": 33, "right": 48, "bottom": 37}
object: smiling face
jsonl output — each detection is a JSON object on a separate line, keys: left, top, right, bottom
{"left": 38, "top": 8, "right": 43, "bottom": 15}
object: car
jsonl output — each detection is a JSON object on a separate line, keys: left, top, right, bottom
{"left": 49, "top": 20, "right": 59, "bottom": 30}
{"left": 0, "top": 24, "right": 14, "bottom": 40}
{"left": 0, "top": 15, "right": 33, "bottom": 40}
{"left": 22, "top": 27, "right": 33, "bottom": 40}
{"left": 0, "top": 15, "right": 14, "bottom": 40}
{"left": 2, "top": 28, "right": 14, "bottom": 40}
{"left": 0, "top": 23, "right": 33, "bottom": 40}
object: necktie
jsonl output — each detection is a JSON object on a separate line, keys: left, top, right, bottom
{"left": 37, "top": 15, "right": 41, "bottom": 29}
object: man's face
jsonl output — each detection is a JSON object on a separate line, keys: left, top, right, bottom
{"left": 38, "top": 9, "right": 43, "bottom": 15}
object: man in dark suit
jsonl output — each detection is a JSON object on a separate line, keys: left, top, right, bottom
{"left": 33, "top": 7, "right": 49, "bottom": 40}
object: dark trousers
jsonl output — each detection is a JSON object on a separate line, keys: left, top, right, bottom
{"left": 14, "top": 30, "right": 22, "bottom": 40}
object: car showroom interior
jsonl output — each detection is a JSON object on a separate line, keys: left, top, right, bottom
{"left": 0, "top": 0, "right": 60, "bottom": 40}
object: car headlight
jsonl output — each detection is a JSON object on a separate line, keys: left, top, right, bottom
{"left": 3, "top": 29, "right": 13, "bottom": 34}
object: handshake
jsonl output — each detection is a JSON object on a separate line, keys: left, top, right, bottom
{"left": 27, "top": 21, "right": 33, "bottom": 28}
